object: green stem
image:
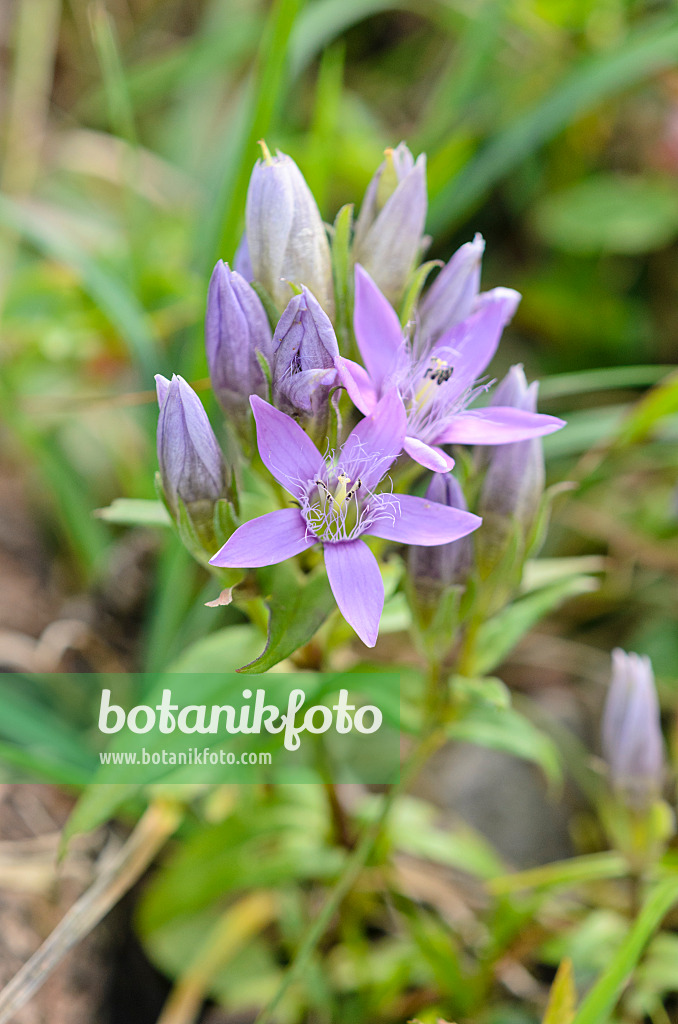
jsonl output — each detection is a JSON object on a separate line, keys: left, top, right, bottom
{"left": 254, "top": 727, "right": 446, "bottom": 1024}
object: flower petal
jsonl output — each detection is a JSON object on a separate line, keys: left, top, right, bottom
{"left": 433, "top": 287, "right": 521, "bottom": 384}
{"left": 250, "top": 395, "right": 323, "bottom": 494}
{"left": 340, "top": 389, "right": 407, "bottom": 489}
{"left": 324, "top": 539, "right": 384, "bottom": 648}
{"left": 209, "top": 508, "right": 316, "bottom": 568}
{"left": 437, "top": 407, "right": 566, "bottom": 445}
{"left": 403, "top": 436, "right": 454, "bottom": 472}
{"left": 335, "top": 357, "right": 378, "bottom": 416}
{"left": 354, "top": 264, "right": 404, "bottom": 388}
{"left": 367, "top": 493, "right": 481, "bottom": 545}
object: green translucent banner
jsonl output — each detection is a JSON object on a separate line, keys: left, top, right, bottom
{"left": 0, "top": 673, "right": 400, "bottom": 785}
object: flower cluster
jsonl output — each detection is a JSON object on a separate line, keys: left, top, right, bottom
{"left": 155, "top": 142, "right": 565, "bottom": 646}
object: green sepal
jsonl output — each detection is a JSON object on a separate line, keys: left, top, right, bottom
{"left": 406, "top": 577, "right": 464, "bottom": 663}
{"left": 399, "top": 259, "right": 442, "bottom": 327}
{"left": 250, "top": 280, "right": 280, "bottom": 331}
{"left": 331, "top": 203, "right": 354, "bottom": 354}
{"left": 255, "top": 349, "right": 273, "bottom": 404}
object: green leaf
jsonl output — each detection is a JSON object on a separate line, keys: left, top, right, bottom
{"left": 239, "top": 563, "right": 336, "bottom": 673}
{"left": 543, "top": 959, "right": 577, "bottom": 1024}
{"left": 472, "top": 575, "right": 599, "bottom": 676}
{"left": 331, "top": 203, "right": 354, "bottom": 352}
{"left": 429, "top": 13, "right": 678, "bottom": 231}
{"left": 399, "top": 259, "right": 440, "bottom": 326}
{"left": 448, "top": 702, "right": 561, "bottom": 786}
{"left": 62, "top": 784, "right": 142, "bottom": 851}
{"left": 95, "top": 498, "right": 171, "bottom": 526}
{"left": 614, "top": 370, "right": 678, "bottom": 446}
{"left": 0, "top": 194, "right": 158, "bottom": 380}
{"left": 533, "top": 176, "right": 678, "bottom": 255}
{"left": 573, "top": 877, "right": 678, "bottom": 1024}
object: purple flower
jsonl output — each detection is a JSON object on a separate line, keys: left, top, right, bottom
{"left": 408, "top": 473, "right": 474, "bottom": 597}
{"left": 419, "top": 233, "right": 485, "bottom": 346}
{"left": 338, "top": 265, "right": 565, "bottom": 473}
{"left": 246, "top": 147, "right": 334, "bottom": 317}
{"left": 477, "top": 365, "right": 546, "bottom": 536}
{"left": 272, "top": 286, "right": 340, "bottom": 440}
{"left": 602, "top": 649, "right": 664, "bottom": 809}
{"left": 205, "top": 261, "right": 273, "bottom": 429}
{"left": 353, "top": 143, "right": 427, "bottom": 307}
{"left": 155, "top": 373, "right": 226, "bottom": 516}
{"left": 210, "top": 391, "right": 481, "bottom": 647}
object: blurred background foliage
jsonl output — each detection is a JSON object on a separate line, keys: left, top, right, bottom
{"left": 1, "top": 1, "right": 678, "bottom": 1021}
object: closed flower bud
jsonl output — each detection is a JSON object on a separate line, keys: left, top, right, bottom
{"left": 245, "top": 146, "right": 334, "bottom": 317}
{"left": 205, "top": 260, "right": 273, "bottom": 430}
{"left": 155, "top": 373, "right": 227, "bottom": 519}
{"left": 353, "top": 143, "right": 427, "bottom": 307}
{"left": 408, "top": 473, "right": 473, "bottom": 599}
{"left": 419, "top": 233, "right": 485, "bottom": 345}
{"left": 476, "top": 365, "right": 545, "bottom": 563}
{"left": 272, "top": 287, "right": 340, "bottom": 442}
{"left": 602, "top": 649, "right": 664, "bottom": 809}
{"left": 233, "top": 233, "right": 253, "bottom": 282}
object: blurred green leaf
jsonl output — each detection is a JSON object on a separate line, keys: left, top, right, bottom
{"left": 573, "top": 877, "right": 678, "bottom": 1024}
{"left": 448, "top": 702, "right": 562, "bottom": 786}
{"left": 533, "top": 176, "right": 678, "bottom": 255}
{"left": 471, "top": 575, "right": 599, "bottom": 676}
{"left": 429, "top": 13, "right": 678, "bottom": 231}
{"left": 95, "top": 497, "right": 171, "bottom": 526}
{"left": 543, "top": 959, "right": 577, "bottom": 1024}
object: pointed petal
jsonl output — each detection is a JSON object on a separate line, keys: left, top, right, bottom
{"left": 209, "top": 509, "right": 316, "bottom": 568}
{"left": 353, "top": 264, "right": 404, "bottom": 388}
{"left": 403, "top": 436, "right": 454, "bottom": 472}
{"left": 324, "top": 539, "right": 384, "bottom": 647}
{"left": 433, "top": 287, "right": 521, "bottom": 383}
{"left": 250, "top": 395, "right": 323, "bottom": 494}
{"left": 335, "top": 357, "right": 378, "bottom": 415}
{"left": 437, "top": 407, "right": 566, "bottom": 445}
{"left": 367, "top": 493, "right": 481, "bottom": 545}
{"left": 341, "top": 389, "right": 407, "bottom": 489}
{"left": 155, "top": 373, "right": 171, "bottom": 407}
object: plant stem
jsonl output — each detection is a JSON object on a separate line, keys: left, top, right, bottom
{"left": 254, "top": 726, "right": 446, "bottom": 1024}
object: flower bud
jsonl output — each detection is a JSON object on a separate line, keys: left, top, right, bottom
{"left": 408, "top": 473, "right": 473, "bottom": 598}
{"left": 353, "top": 143, "right": 427, "bottom": 308}
{"left": 419, "top": 233, "right": 485, "bottom": 345}
{"left": 602, "top": 649, "right": 664, "bottom": 810}
{"left": 476, "top": 365, "right": 545, "bottom": 568}
{"left": 245, "top": 146, "right": 334, "bottom": 317}
{"left": 155, "top": 373, "right": 227, "bottom": 519}
{"left": 272, "top": 287, "right": 340, "bottom": 443}
{"left": 205, "top": 260, "right": 273, "bottom": 431}
{"left": 233, "top": 233, "right": 253, "bottom": 281}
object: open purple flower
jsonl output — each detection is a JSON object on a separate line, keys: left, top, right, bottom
{"left": 210, "top": 390, "right": 481, "bottom": 646}
{"left": 337, "top": 265, "right": 565, "bottom": 473}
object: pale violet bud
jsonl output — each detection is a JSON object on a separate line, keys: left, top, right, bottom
{"left": 233, "top": 233, "right": 253, "bottom": 282}
{"left": 419, "top": 233, "right": 485, "bottom": 345}
{"left": 408, "top": 473, "right": 473, "bottom": 599}
{"left": 602, "top": 649, "right": 664, "bottom": 809}
{"left": 155, "top": 373, "right": 227, "bottom": 518}
{"left": 205, "top": 260, "right": 273, "bottom": 429}
{"left": 245, "top": 145, "right": 334, "bottom": 318}
{"left": 353, "top": 143, "right": 427, "bottom": 307}
{"left": 477, "top": 365, "right": 545, "bottom": 538}
{"left": 272, "top": 287, "right": 339, "bottom": 440}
